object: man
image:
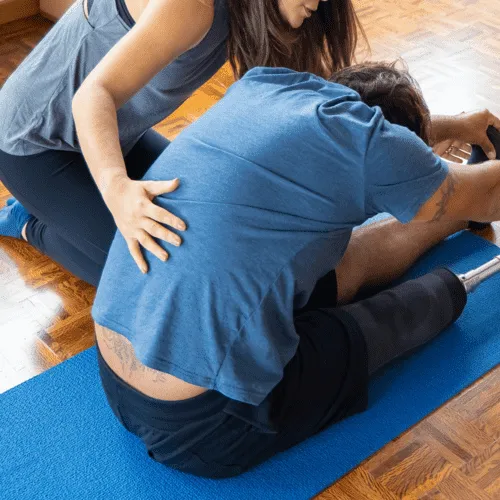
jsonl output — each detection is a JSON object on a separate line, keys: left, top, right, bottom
{"left": 92, "top": 63, "right": 500, "bottom": 478}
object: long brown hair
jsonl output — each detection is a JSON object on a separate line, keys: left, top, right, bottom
{"left": 227, "top": 0, "right": 367, "bottom": 80}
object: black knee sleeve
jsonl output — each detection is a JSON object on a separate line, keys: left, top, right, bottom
{"left": 338, "top": 268, "right": 467, "bottom": 376}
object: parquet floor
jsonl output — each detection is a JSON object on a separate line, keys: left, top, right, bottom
{"left": 0, "top": 2, "right": 499, "bottom": 498}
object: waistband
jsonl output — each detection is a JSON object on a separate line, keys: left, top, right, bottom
{"left": 96, "top": 340, "right": 230, "bottom": 423}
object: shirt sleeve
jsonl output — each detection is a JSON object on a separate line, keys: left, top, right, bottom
{"left": 364, "top": 108, "right": 449, "bottom": 223}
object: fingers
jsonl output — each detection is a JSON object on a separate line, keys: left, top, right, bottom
{"left": 484, "top": 110, "right": 500, "bottom": 158}
{"left": 438, "top": 141, "right": 471, "bottom": 163}
{"left": 450, "top": 146, "right": 470, "bottom": 161}
{"left": 146, "top": 203, "right": 186, "bottom": 231}
{"left": 137, "top": 230, "right": 170, "bottom": 263}
{"left": 460, "top": 142, "right": 472, "bottom": 154}
{"left": 443, "top": 151, "right": 467, "bottom": 163}
{"left": 126, "top": 239, "right": 149, "bottom": 274}
{"left": 487, "top": 111, "right": 500, "bottom": 132}
{"left": 144, "top": 178, "right": 180, "bottom": 197}
{"left": 126, "top": 226, "right": 174, "bottom": 274}
{"left": 478, "top": 138, "right": 496, "bottom": 161}
{"left": 143, "top": 217, "right": 182, "bottom": 247}
{"left": 116, "top": 179, "right": 186, "bottom": 272}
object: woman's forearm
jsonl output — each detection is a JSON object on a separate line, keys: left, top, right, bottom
{"left": 72, "top": 83, "right": 128, "bottom": 199}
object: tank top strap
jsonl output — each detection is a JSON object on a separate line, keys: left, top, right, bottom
{"left": 116, "top": 0, "right": 134, "bottom": 27}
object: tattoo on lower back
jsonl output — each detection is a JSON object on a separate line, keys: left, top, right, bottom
{"left": 97, "top": 325, "right": 161, "bottom": 381}
{"left": 431, "top": 172, "right": 456, "bottom": 222}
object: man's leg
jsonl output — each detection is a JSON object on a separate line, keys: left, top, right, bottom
{"left": 336, "top": 216, "right": 468, "bottom": 305}
{"left": 334, "top": 216, "right": 469, "bottom": 375}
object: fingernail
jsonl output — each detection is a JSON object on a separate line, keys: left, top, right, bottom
{"left": 177, "top": 222, "right": 186, "bottom": 231}
{"left": 141, "top": 267, "right": 147, "bottom": 274}
{"left": 488, "top": 152, "right": 496, "bottom": 160}
{"left": 162, "top": 253, "right": 169, "bottom": 261}
{"left": 175, "top": 238, "right": 182, "bottom": 246}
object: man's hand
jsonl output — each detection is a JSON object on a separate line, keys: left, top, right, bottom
{"left": 431, "top": 110, "right": 500, "bottom": 162}
{"left": 432, "top": 139, "right": 471, "bottom": 163}
{"left": 455, "top": 110, "right": 500, "bottom": 160}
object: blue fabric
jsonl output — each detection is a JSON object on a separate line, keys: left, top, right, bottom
{"left": 0, "top": 198, "right": 32, "bottom": 238}
{"left": 93, "top": 67, "right": 449, "bottom": 406}
{"left": 1, "top": 230, "right": 499, "bottom": 499}
{"left": 0, "top": 0, "right": 228, "bottom": 155}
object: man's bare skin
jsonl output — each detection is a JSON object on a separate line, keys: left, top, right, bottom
{"left": 95, "top": 324, "right": 208, "bottom": 401}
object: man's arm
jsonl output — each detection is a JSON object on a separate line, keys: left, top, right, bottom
{"left": 412, "top": 160, "right": 500, "bottom": 223}
{"left": 430, "top": 111, "right": 500, "bottom": 160}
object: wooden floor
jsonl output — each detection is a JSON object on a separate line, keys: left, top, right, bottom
{"left": 0, "top": 2, "right": 499, "bottom": 498}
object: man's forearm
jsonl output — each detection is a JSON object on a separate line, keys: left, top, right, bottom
{"left": 465, "top": 160, "right": 500, "bottom": 222}
{"left": 415, "top": 159, "right": 500, "bottom": 224}
{"left": 429, "top": 115, "right": 464, "bottom": 146}
{"left": 486, "top": 161, "right": 500, "bottom": 221}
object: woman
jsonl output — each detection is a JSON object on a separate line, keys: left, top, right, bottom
{"left": 0, "top": 0, "right": 356, "bottom": 286}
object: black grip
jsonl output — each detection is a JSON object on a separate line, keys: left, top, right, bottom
{"left": 469, "top": 125, "right": 500, "bottom": 164}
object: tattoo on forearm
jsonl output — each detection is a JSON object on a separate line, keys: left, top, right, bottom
{"left": 431, "top": 172, "right": 456, "bottom": 222}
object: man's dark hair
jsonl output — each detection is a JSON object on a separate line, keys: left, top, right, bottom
{"left": 330, "top": 60, "right": 431, "bottom": 144}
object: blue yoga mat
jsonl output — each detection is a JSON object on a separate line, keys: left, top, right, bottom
{"left": 1, "top": 226, "right": 499, "bottom": 500}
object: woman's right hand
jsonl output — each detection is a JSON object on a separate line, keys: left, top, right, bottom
{"left": 72, "top": 0, "right": 213, "bottom": 274}
{"left": 103, "top": 175, "right": 186, "bottom": 274}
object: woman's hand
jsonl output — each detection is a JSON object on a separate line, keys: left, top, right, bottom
{"left": 72, "top": 0, "right": 213, "bottom": 275}
{"left": 103, "top": 176, "right": 186, "bottom": 274}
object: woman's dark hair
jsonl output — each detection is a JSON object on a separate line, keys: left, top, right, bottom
{"left": 227, "top": 0, "right": 367, "bottom": 80}
{"left": 330, "top": 60, "right": 431, "bottom": 143}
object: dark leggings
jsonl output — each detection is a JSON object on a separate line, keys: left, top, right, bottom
{"left": 0, "top": 130, "right": 170, "bottom": 286}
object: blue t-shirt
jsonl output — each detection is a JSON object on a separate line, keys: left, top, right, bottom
{"left": 92, "top": 67, "right": 449, "bottom": 406}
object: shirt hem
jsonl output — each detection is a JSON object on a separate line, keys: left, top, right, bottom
{"left": 92, "top": 311, "right": 270, "bottom": 405}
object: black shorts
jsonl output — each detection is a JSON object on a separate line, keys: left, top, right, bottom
{"left": 97, "top": 270, "right": 369, "bottom": 479}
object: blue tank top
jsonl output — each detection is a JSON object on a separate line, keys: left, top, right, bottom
{"left": 115, "top": 0, "right": 134, "bottom": 27}
{"left": 0, "top": 0, "right": 228, "bottom": 156}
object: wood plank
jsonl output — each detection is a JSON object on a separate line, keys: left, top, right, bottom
{"left": 0, "top": 0, "right": 39, "bottom": 26}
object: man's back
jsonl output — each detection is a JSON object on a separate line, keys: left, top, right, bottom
{"left": 93, "top": 67, "right": 448, "bottom": 405}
